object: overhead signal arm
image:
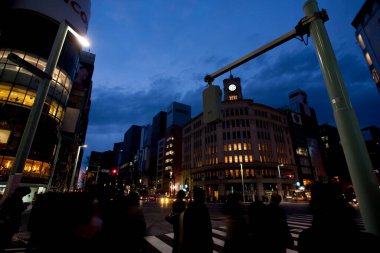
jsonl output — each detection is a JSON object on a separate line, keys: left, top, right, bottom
{"left": 204, "top": 9, "right": 329, "bottom": 85}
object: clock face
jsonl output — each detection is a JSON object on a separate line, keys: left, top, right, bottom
{"left": 228, "top": 84, "right": 237, "bottom": 91}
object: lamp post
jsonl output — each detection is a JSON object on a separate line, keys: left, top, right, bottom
{"left": 3, "top": 20, "right": 89, "bottom": 197}
{"left": 277, "top": 163, "right": 284, "bottom": 198}
{"left": 240, "top": 163, "right": 245, "bottom": 202}
{"left": 70, "top": 144, "right": 87, "bottom": 191}
{"left": 304, "top": 0, "right": 380, "bottom": 236}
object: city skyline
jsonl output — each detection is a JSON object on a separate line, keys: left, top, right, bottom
{"left": 83, "top": 0, "right": 380, "bottom": 166}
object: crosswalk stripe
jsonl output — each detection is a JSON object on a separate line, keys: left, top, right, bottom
{"left": 213, "top": 237, "right": 225, "bottom": 247}
{"left": 145, "top": 235, "right": 172, "bottom": 253}
{"left": 212, "top": 229, "right": 226, "bottom": 237}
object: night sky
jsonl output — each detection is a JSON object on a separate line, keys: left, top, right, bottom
{"left": 81, "top": 0, "right": 379, "bottom": 168}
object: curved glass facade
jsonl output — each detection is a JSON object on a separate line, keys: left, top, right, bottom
{"left": 0, "top": 6, "right": 82, "bottom": 192}
{"left": 0, "top": 49, "right": 72, "bottom": 122}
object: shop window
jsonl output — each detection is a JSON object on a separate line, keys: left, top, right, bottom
{"left": 9, "top": 85, "right": 26, "bottom": 104}
{"left": 0, "top": 83, "right": 11, "bottom": 101}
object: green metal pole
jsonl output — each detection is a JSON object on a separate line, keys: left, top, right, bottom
{"left": 303, "top": 0, "right": 380, "bottom": 236}
{"left": 3, "top": 21, "right": 69, "bottom": 197}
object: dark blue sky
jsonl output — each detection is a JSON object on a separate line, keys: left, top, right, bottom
{"left": 81, "top": 0, "right": 379, "bottom": 167}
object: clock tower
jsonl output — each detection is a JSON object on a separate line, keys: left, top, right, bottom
{"left": 223, "top": 74, "right": 243, "bottom": 101}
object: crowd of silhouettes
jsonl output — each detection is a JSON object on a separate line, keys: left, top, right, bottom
{"left": 298, "top": 181, "right": 380, "bottom": 253}
{"left": 3, "top": 182, "right": 380, "bottom": 253}
{"left": 25, "top": 188, "right": 146, "bottom": 253}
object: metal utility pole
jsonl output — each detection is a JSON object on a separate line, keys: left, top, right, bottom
{"left": 304, "top": 0, "right": 380, "bottom": 236}
{"left": 203, "top": 0, "right": 380, "bottom": 236}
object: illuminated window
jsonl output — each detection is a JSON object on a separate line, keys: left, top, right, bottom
{"left": 238, "top": 143, "right": 242, "bottom": 150}
{"left": 0, "top": 84, "right": 11, "bottom": 101}
{"left": 296, "top": 147, "right": 308, "bottom": 156}
{"left": 248, "top": 143, "right": 252, "bottom": 150}
{"left": 372, "top": 69, "right": 380, "bottom": 83}
{"left": 234, "top": 155, "right": 239, "bottom": 163}
{"left": 224, "top": 145, "right": 227, "bottom": 151}
{"left": 233, "top": 143, "right": 237, "bottom": 150}
{"left": 228, "top": 144, "right": 232, "bottom": 151}
{"left": 243, "top": 143, "right": 247, "bottom": 150}
{"left": 357, "top": 34, "right": 366, "bottom": 49}
{"left": 244, "top": 155, "right": 249, "bottom": 162}
{"left": 249, "top": 155, "right": 253, "bottom": 162}
{"left": 239, "top": 155, "right": 243, "bottom": 163}
{"left": 229, "top": 156, "right": 233, "bottom": 163}
{"left": 365, "top": 52, "right": 373, "bottom": 66}
{"left": 224, "top": 156, "right": 228, "bottom": 163}
{"left": 23, "top": 90, "right": 36, "bottom": 106}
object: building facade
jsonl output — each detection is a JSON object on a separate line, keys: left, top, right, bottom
{"left": 352, "top": 0, "right": 380, "bottom": 93}
{"left": 0, "top": 0, "right": 92, "bottom": 197}
{"left": 281, "top": 89, "right": 326, "bottom": 191}
{"left": 181, "top": 76, "right": 298, "bottom": 202}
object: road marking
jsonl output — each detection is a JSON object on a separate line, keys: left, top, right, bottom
{"left": 145, "top": 235, "right": 172, "bottom": 253}
{"left": 212, "top": 229, "right": 226, "bottom": 237}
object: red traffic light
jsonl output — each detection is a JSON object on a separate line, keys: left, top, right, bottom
{"left": 111, "top": 169, "right": 118, "bottom": 175}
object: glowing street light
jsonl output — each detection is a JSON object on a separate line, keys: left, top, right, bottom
{"left": 240, "top": 163, "right": 245, "bottom": 202}
{"left": 4, "top": 20, "right": 90, "bottom": 197}
{"left": 70, "top": 144, "right": 88, "bottom": 191}
{"left": 277, "top": 163, "right": 284, "bottom": 197}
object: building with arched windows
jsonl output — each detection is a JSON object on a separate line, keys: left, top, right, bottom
{"left": 181, "top": 75, "right": 298, "bottom": 202}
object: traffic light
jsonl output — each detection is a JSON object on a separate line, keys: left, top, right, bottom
{"left": 111, "top": 169, "right": 118, "bottom": 176}
{"left": 202, "top": 84, "right": 222, "bottom": 123}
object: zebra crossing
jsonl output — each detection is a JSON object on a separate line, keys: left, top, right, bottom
{"left": 143, "top": 214, "right": 365, "bottom": 253}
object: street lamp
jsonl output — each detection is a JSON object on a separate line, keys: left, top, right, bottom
{"left": 4, "top": 20, "right": 90, "bottom": 197}
{"left": 277, "top": 163, "right": 284, "bottom": 198}
{"left": 240, "top": 163, "right": 245, "bottom": 202}
{"left": 70, "top": 144, "right": 87, "bottom": 191}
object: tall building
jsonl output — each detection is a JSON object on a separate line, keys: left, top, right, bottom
{"left": 319, "top": 124, "right": 350, "bottom": 184}
{"left": 352, "top": 0, "right": 380, "bottom": 93}
{"left": 166, "top": 101, "right": 191, "bottom": 128}
{"left": 148, "top": 111, "right": 167, "bottom": 190}
{"left": 85, "top": 150, "right": 115, "bottom": 192}
{"left": 182, "top": 75, "right": 298, "bottom": 202}
{"left": 119, "top": 125, "right": 142, "bottom": 190}
{"left": 0, "top": 0, "right": 92, "bottom": 197}
{"left": 158, "top": 102, "right": 191, "bottom": 195}
{"left": 136, "top": 124, "right": 151, "bottom": 189}
{"left": 281, "top": 89, "right": 326, "bottom": 189}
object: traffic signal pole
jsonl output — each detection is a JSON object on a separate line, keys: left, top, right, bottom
{"left": 203, "top": 0, "right": 380, "bottom": 236}
{"left": 303, "top": 0, "right": 380, "bottom": 236}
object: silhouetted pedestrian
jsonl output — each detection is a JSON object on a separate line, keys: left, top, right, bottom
{"left": 298, "top": 182, "right": 380, "bottom": 253}
{"left": 101, "top": 190, "right": 146, "bottom": 253}
{"left": 26, "top": 192, "right": 103, "bottom": 253}
{"left": 166, "top": 189, "right": 187, "bottom": 253}
{"left": 249, "top": 192, "right": 293, "bottom": 253}
{"left": 247, "top": 198, "right": 267, "bottom": 251}
{"left": 0, "top": 186, "right": 31, "bottom": 252}
{"left": 182, "top": 187, "right": 213, "bottom": 253}
{"left": 221, "top": 192, "right": 249, "bottom": 253}
{"left": 264, "top": 193, "right": 293, "bottom": 253}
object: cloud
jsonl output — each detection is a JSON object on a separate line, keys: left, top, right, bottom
{"left": 234, "top": 46, "right": 379, "bottom": 129}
